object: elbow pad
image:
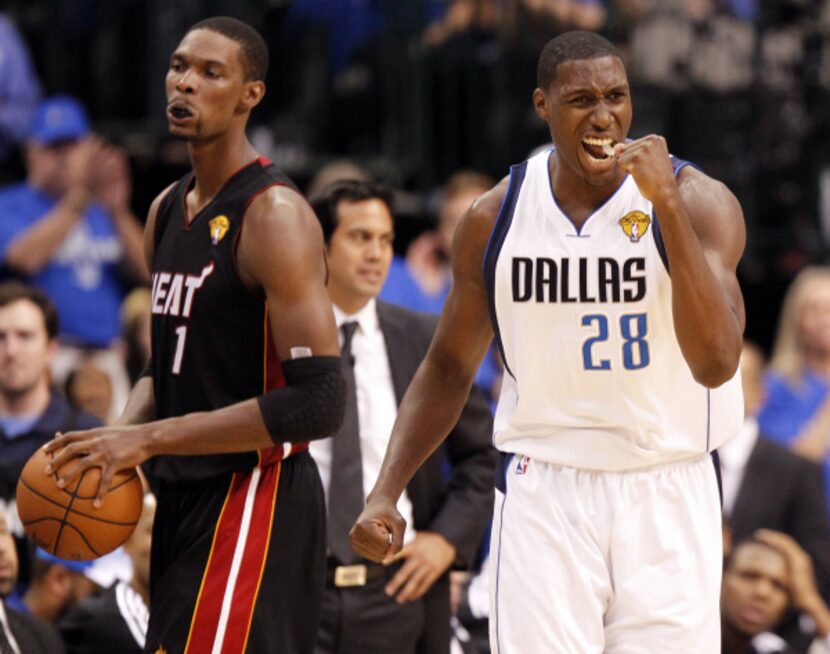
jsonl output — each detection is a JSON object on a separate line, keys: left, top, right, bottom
{"left": 256, "top": 355, "right": 346, "bottom": 443}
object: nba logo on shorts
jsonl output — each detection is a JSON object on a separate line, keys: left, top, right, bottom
{"left": 515, "top": 455, "right": 530, "bottom": 475}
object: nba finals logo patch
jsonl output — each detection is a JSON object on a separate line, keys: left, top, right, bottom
{"left": 209, "top": 215, "right": 230, "bottom": 245}
{"left": 618, "top": 211, "right": 651, "bottom": 243}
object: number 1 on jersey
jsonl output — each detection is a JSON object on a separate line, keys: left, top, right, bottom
{"left": 172, "top": 325, "right": 187, "bottom": 374}
{"left": 581, "top": 313, "right": 650, "bottom": 371}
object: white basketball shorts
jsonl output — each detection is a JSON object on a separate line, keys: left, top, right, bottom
{"left": 489, "top": 453, "right": 722, "bottom": 653}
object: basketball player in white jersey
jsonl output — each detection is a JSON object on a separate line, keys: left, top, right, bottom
{"left": 350, "top": 31, "right": 746, "bottom": 653}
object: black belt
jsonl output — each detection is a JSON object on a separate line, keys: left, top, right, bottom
{"left": 325, "top": 556, "right": 395, "bottom": 588}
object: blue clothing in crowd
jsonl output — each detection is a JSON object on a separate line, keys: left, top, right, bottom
{"left": 757, "top": 370, "right": 830, "bottom": 508}
{"left": 0, "top": 14, "right": 41, "bottom": 161}
{"left": 380, "top": 255, "right": 500, "bottom": 404}
{"left": 0, "top": 184, "right": 126, "bottom": 347}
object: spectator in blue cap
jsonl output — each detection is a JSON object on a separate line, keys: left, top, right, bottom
{"left": 0, "top": 96, "right": 149, "bottom": 418}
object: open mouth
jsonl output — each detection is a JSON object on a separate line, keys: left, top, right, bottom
{"left": 582, "top": 136, "right": 615, "bottom": 163}
{"left": 169, "top": 105, "right": 193, "bottom": 120}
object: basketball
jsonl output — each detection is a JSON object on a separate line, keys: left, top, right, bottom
{"left": 15, "top": 446, "right": 144, "bottom": 561}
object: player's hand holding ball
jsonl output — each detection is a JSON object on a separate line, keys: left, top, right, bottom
{"left": 16, "top": 445, "right": 143, "bottom": 561}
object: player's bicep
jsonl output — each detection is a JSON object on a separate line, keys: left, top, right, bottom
{"left": 683, "top": 176, "right": 746, "bottom": 326}
{"left": 240, "top": 189, "right": 340, "bottom": 359}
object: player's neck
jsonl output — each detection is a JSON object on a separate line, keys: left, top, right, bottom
{"left": 550, "top": 155, "right": 626, "bottom": 227}
{"left": 0, "top": 380, "right": 50, "bottom": 418}
{"left": 187, "top": 132, "right": 259, "bottom": 209}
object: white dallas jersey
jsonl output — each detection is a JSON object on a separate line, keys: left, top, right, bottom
{"left": 484, "top": 149, "right": 743, "bottom": 471}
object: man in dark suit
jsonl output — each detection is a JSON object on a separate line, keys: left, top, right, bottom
{"left": 0, "top": 514, "right": 64, "bottom": 653}
{"left": 308, "top": 180, "right": 495, "bottom": 654}
{"left": 720, "top": 343, "right": 830, "bottom": 596}
{"left": 720, "top": 343, "right": 830, "bottom": 652}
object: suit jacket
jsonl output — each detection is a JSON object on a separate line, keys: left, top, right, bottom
{"left": 376, "top": 301, "right": 496, "bottom": 654}
{"left": 728, "top": 434, "right": 830, "bottom": 599}
{"left": 4, "top": 602, "right": 65, "bottom": 654}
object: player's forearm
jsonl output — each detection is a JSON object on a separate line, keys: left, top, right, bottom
{"left": 370, "top": 352, "right": 475, "bottom": 504}
{"left": 145, "top": 356, "right": 345, "bottom": 457}
{"left": 5, "top": 189, "right": 88, "bottom": 274}
{"left": 114, "top": 377, "right": 155, "bottom": 426}
{"left": 144, "top": 399, "right": 276, "bottom": 457}
{"left": 653, "top": 194, "right": 742, "bottom": 386}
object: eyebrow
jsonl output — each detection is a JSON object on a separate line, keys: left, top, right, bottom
{"left": 170, "top": 52, "right": 229, "bottom": 69}
{"left": 558, "top": 85, "right": 629, "bottom": 101}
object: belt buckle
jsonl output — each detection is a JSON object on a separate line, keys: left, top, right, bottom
{"left": 334, "top": 564, "right": 368, "bottom": 587}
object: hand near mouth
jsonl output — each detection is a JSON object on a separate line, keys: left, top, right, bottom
{"left": 613, "top": 135, "right": 678, "bottom": 205}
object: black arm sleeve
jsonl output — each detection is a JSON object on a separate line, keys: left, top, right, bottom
{"left": 256, "top": 355, "right": 346, "bottom": 444}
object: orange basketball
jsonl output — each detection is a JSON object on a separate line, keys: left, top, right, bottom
{"left": 15, "top": 447, "right": 144, "bottom": 561}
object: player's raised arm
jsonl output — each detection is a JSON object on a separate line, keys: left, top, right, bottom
{"left": 614, "top": 136, "right": 745, "bottom": 386}
{"left": 349, "top": 179, "right": 506, "bottom": 563}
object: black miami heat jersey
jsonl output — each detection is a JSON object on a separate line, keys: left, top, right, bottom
{"left": 145, "top": 157, "right": 303, "bottom": 483}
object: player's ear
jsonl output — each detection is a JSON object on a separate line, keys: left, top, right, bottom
{"left": 533, "top": 88, "right": 550, "bottom": 123}
{"left": 240, "top": 81, "right": 265, "bottom": 111}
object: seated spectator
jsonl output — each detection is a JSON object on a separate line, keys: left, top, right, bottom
{"left": 382, "top": 170, "right": 501, "bottom": 400}
{"left": 64, "top": 361, "right": 113, "bottom": 424}
{"left": 757, "top": 267, "right": 830, "bottom": 508}
{"left": 719, "top": 343, "right": 830, "bottom": 602}
{"left": 59, "top": 494, "right": 155, "bottom": 654}
{"left": 119, "top": 288, "right": 151, "bottom": 386}
{"left": 0, "top": 514, "right": 64, "bottom": 653}
{"left": 0, "top": 283, "right": 101, "bottom": 589}
{"left": 0, "top": 96, "right": 149, "bottom": 416}
{"left": 382, "top": 170, "right": 493, "bottom": 315}
{"left": 11, "top": 551, "right": 100, "bottom": 626}
{"left": 721, "top": 530, "right": 830, "bottom": 654}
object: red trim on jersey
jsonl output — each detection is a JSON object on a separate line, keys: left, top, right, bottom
{"left": 257, "top": 155, "right": 272, "bottom": 166}
{"left": 257, "top": 312, "right": 311, "bottom": 467}
{"left": 225, "top": 462, "right": 281, "bottom": 653}
{"left": 183, "top": 473, "right": 246, "bottom": 653}
{"left": 182, "top": 465, "right": 282, "bottom": 654}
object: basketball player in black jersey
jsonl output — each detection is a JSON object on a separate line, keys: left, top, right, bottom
{"left": 44, "top": 17, "right": 345, "bottom": 654}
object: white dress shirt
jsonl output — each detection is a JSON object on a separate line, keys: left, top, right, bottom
{"left": 309, "top": 299, "right": 417, "bottom": 544}
{"left": 718, "top": 417, "right": 760, "bottom": 517}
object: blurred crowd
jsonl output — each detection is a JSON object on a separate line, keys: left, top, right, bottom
{"left": 1, "top": 1, "right": 830, "bottom": 653}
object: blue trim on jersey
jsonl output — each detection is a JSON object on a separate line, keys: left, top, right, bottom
{"left": 495, "top": 451, "right": 513, "bottom": 494}
{"left": 494, "top": 488, "right": 508, "bottom": 654}
{"left": 483, "top": 161, "right": 528, "bottom": 380}
{"left": 651, "top": 155, "right": 703, "bottom": 274}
